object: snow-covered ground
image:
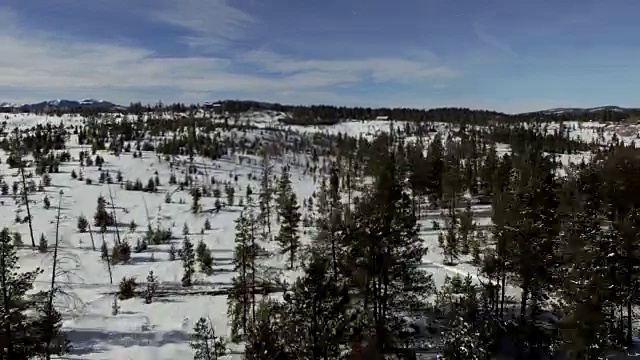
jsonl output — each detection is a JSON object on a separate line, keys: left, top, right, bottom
{"left": 0, "top": 111, "right": 630, "bottom": 359}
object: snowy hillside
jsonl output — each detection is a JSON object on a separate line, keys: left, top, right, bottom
{"left": 0, "top": 111, "right": 637, "bottom": 359}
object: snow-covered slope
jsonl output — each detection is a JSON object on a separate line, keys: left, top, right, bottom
{"left": 0, "top": 111, "right": 633, "bottom": 359}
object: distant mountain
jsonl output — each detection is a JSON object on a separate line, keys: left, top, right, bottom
{"left": 0, "top": 102, "right": 19, "bottom": 108}
{"left": 0, "top": 99, "right": 118, "bottom": 111}
{"left": 536, "top": 105, "right": 640, "bottom": 115}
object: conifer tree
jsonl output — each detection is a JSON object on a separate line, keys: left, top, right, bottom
{"left": 442, "top": 203, "right": 460, "bottom": 265}
{"left": 196, "top": 239, "right": 213, "bottom": 274}
{"left": 0, "top": 227, "right": 50, "bottom": 358}
{"left": 181, "top": 237, "right": 195, "bottom": 287}
{"left": 259, "top": 150, "right": 273, "bottom": 236}
{"left": 441, "top": 317, "right": 485, "bottom": 360}
{"left": 144, "top": 270, "right": 158, "bottom": 304}
{"left": 227, "top": 210, "right": 259, "bottom": 342}
{"left": 283, "top": 255, "right": 349, "bottom": 359}
{"left": 244, "top": 299, "right": 286, "bottom": 360}
{"left": 192, "top": 188, "right": 201, "bottom": 214}
{"left": 191, "top": 317, "right": 228, "bottom": 360}
{"left": 276, "top": 192, "right": 301, "bottom": 269}
{"left": 276, "top": 165, "right": 293, "bottom": 217}
{"left": 343, "top": 130, "right": 434, "bottom": 356}
{"left": 94, "top": 195, "right": 112, "bottom": 232}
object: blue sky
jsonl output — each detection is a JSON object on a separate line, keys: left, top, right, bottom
{"left": 0, "top": 0, "right": 638, "bottom": 113}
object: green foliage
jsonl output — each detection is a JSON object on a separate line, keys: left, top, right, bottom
{"left": 191, "top": 317, "right": 228, "bottom": 360}
{"left": 181, "top": 237, "right": 195, "bottom": 287}
{"left": 118, "top": 276, "right": 136, "bottom": 300}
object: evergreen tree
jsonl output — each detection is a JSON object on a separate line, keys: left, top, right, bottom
{"left": 93, "top": 195, "right": 113, "bottom": 232}
{"left": 192, "top": 188, "right": 201, "bottom": 214}
{"left": 343, "top": 132, "right": 434, "bottom": 356}
{"left": 458, "top": 202, "right": 475, "bottom": 255}
{"left": 276, "top": 192, "right": 301, "bottom": 269}
{"left": 196, "top": 239, "right": 213, "bottom": 274}
{"left": 442, "top": 203, "right": 460, "bottom": 265}
{"left": 259, "top": 150, "right": 274, "bottom": 235}
{"left": 283, "top": 255, "right": 350, "bottom": 359}
{"left": 244, "top": 299, "right": 286, "bottom": 360}
{"left": 38, "top": 233, "right": 48, "bottom": 253}
{"left": 144, "top": 270, "right": 158, "bottom": 304}
{"left": 276, "top": 165, "right": 293, "bottom": 216}
{"left": 181, "top": 237, "right": 195, "bottom": 287}
{"left": 0, "top": 227, "right": 51, "bottom": 358}
{"left": 227, "top": 211, "right": 259, "bottom": 342}
{"left": 440, "top": 317, "right": 486, "bottom": 360}
{"left": 191, "top": 317, "right": 228, "bottom": 360}
{"left": 77, "top": 215, "right": 88, "bottom": 233}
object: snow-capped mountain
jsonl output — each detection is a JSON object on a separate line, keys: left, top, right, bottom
{"left": 538, "top": 105, "right": 640, "bottom": 115}
{"left": 0, "top": 102, "right": 19, "bottom": 108}
{"left": 0, "top": 99, "right": 118, "bottom": 111}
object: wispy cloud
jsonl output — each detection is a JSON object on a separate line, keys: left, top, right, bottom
{"left": 241, "top": 50, "right": 458, "bottom": 83}
{"left": 472, "top": 22, "right": 518, "bottom": 58}
{"left": 0, "top": 7, "right": 459, "bottom": 106}
{"left": 148, "top": 0, "right": 255, "bottom": 50}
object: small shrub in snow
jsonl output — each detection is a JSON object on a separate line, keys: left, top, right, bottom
{"left": 144, "top": 270, "right": 158, "bottom": 304}
{"left": 13, "top": 232, "right": 23, "bottom": 246}
{"left": 129, "top": 220, "right": 137, "bottom": 232}
{"left": 111, "top": 241, "right": 131, "bottom": 264}
{"left": 118, "top": 276, "right": 136, "bottom": 300}
{"left": 77, "top": 215, "right": 88, "bottom": 233}
{"left": 169, "top": 243, "right": 177, "bottom": 261}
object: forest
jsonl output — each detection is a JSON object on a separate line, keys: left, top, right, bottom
{"left": 0, "top": 107, "right": 638, "bottom": 360}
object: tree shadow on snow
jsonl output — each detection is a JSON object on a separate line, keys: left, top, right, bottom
{"left": 127, "top": 256, "right": 158, "bottom": 265}
{"left": 66, "top": 328, "right": 191, "bottom": 356}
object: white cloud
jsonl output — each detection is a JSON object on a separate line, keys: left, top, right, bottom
{"left": 0, "top": 6, "right": 459, "bottom": 107}
{"left": 241, "top": 50, "right": 457, "bottom": 83}
{"left": 148, "top": 0, "right": 255, "bottom": 50}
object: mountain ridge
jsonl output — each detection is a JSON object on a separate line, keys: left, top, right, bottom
{"left": 2, "top": 98, "right": 640, "bottom": 116}
{"left": 0, "top": 99, "right": 118, "bottom": 111}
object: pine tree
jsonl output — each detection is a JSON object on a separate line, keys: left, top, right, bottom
{"left": 144, "top": 270, "right": 158, "bottom": 304}
{"left": 442, "top": 203, "right": 460, "bottom": 265}
{"left": 191, "top": 317, "right": 228, "bottom": 360}
{"left": 343, "top": 131, "right": 434, "bottom": 356}
{"left": 77, "top": 215, "right": 88, "bottom": 233}
{"left": 38, "top": 233, "right": 48, "bottom": 253}
{"left": 458, "top": 203, "right": 475, "bottom": 255}
{"left": 0, "top": 227, "right": 47, "bottom": 358}
{"left": 225, "top": 185, "right": 235, "bottom": 207}
{"left": 196, "top": 239, "right": 213, "bottom": 274}
{"left": 259, "top": 150, "right": 274, "bottom": 235}
{"left": 283, "top": 255, "right": 350, "bottom": 359}
{"left": 441, "top": 317, "right": 486, "bottom": 360}
{"left": 192, "top": 188, "right": 201, "bottom": 214}
{"left": 228, "top": 210, "right": 260, "bottom": 342}
{"left": 559, "top": 164, "right": 618, "bottom": 358}
{"left": 244, "top": 299, "right": 286, "bottom": 360}
{"left": 181, "top": 237, "right": 195, "bottom": 287}
{"left": 276, "top": 192, "right": 301, "bottom": 269}
{"left": 94, "top": 195, "right": 113, "bottom": 232}
{"left": 276, "top": 165, "right": 293, "bottom": 218}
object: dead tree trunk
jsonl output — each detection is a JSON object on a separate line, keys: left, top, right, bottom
{"left": 45, "top": 191, "right": 63, "bottom": 360}
{"left": 108, "top": 185, "right": 121, "bottom": 246}
{"left": 20, "top": 167, "right": 36, "bottom": 247}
